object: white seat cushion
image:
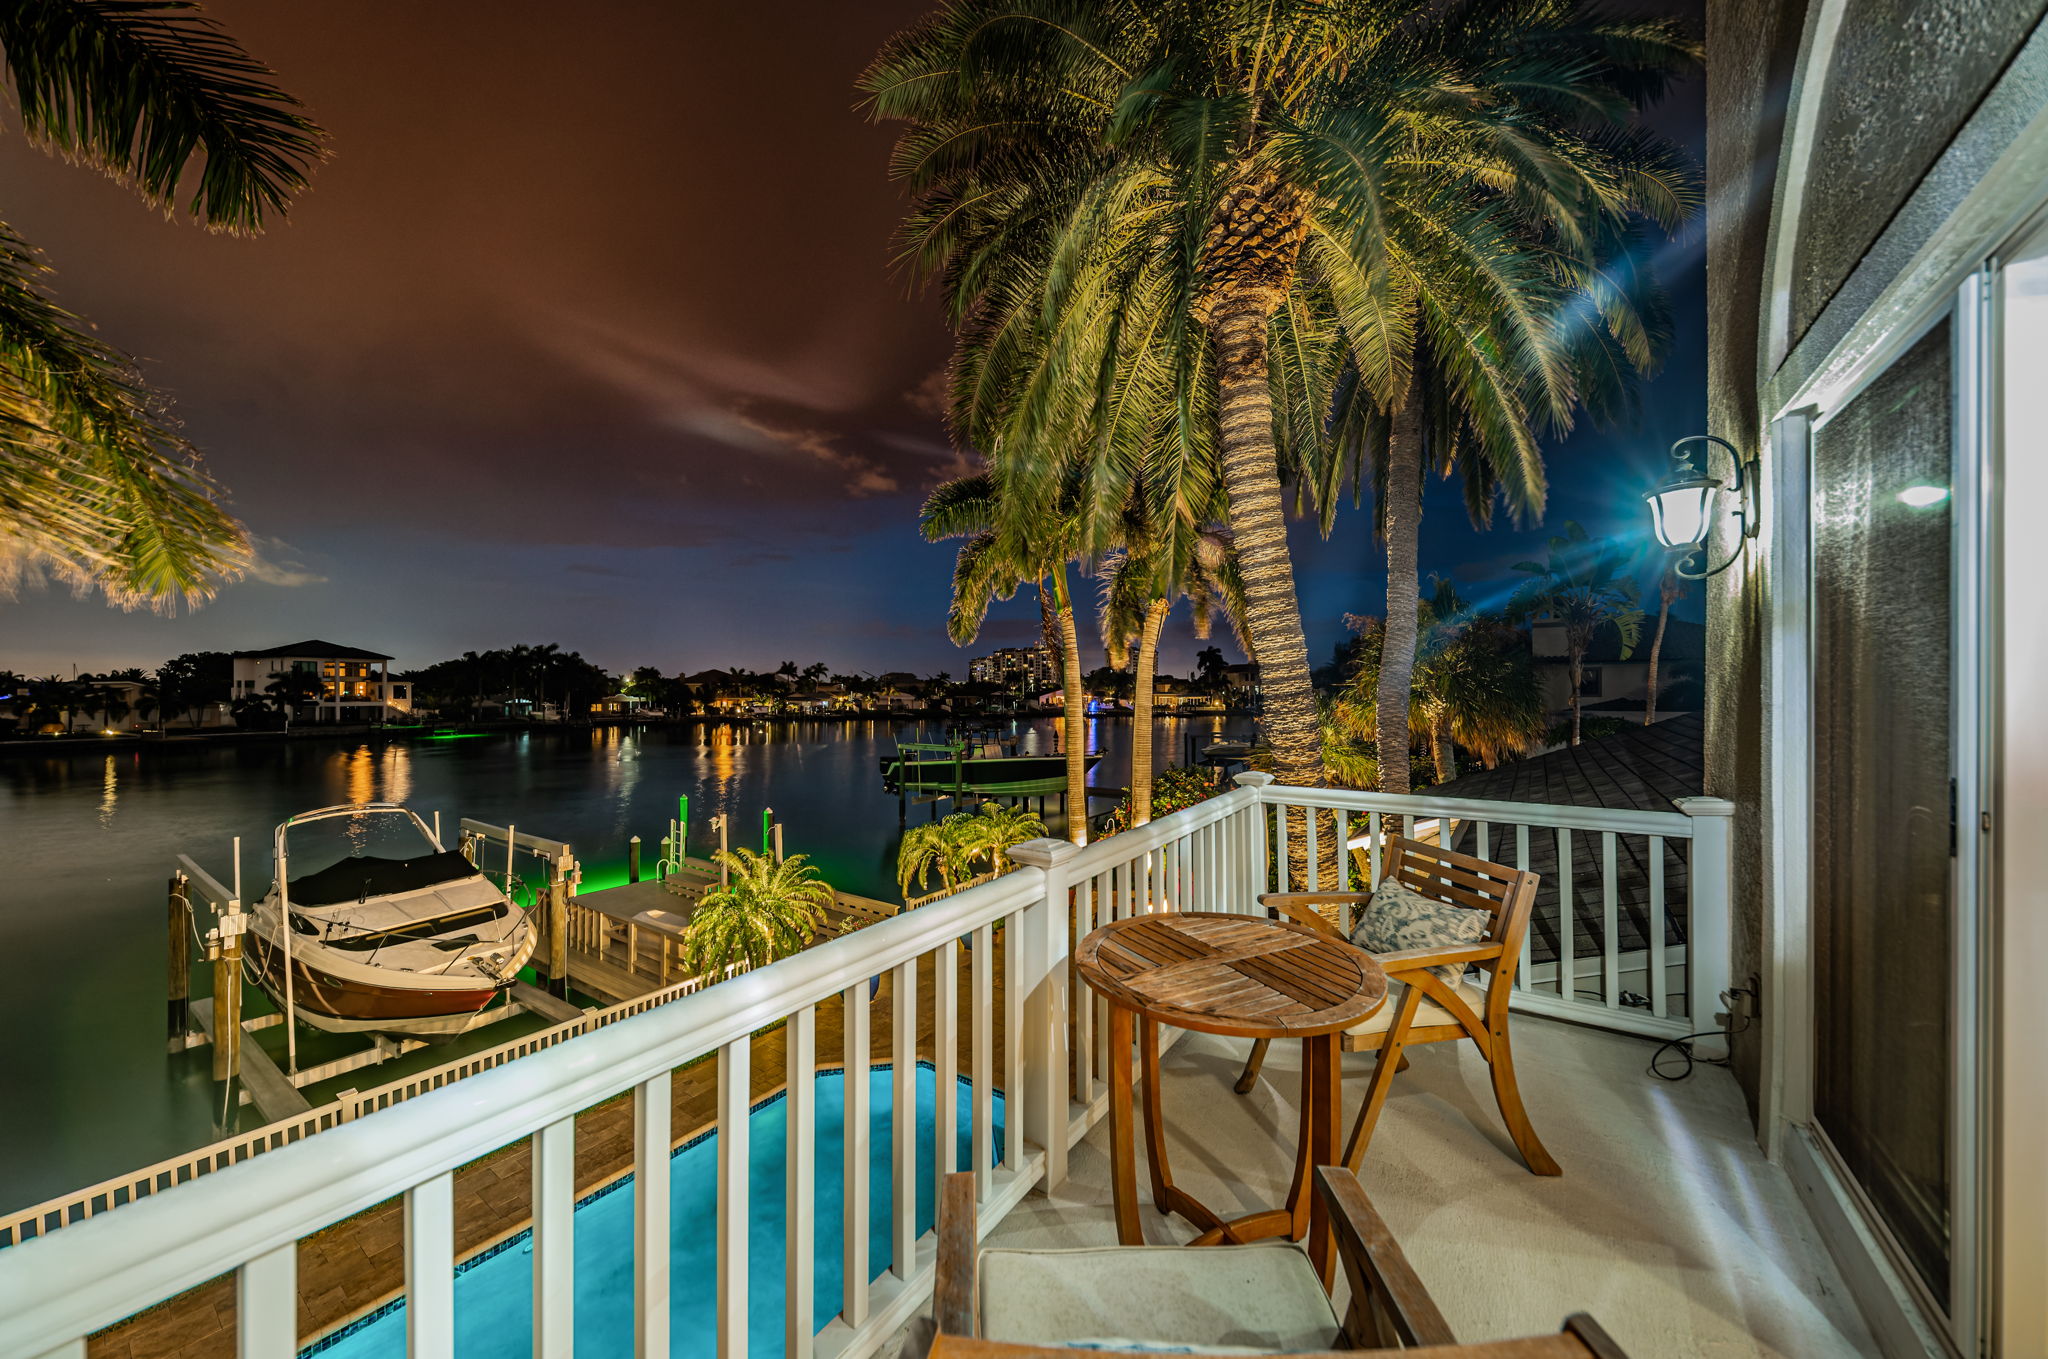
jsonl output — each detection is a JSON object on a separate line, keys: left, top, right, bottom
{"left": 1346, "top": 979, "right": 1487, "bottom": 1036}
{"left": 978, "top": 1242, "right": 1342, "bottom": 1351}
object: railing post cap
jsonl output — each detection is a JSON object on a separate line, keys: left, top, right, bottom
{"left": 1007, "top": 837, "right": 1082, "bottom": 868}
{"left": 1673, "top": 796, "right": 1736, "bottom": 818}
{"left": 1233, "top": 771, "right": 1276, "bottom": 789}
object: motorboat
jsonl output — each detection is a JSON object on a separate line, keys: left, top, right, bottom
{"left": 245, "top": 803, "right": 537, "bottom": 1037}
{"left": 879, "top": 735, "right": 1101, "bottom": 795}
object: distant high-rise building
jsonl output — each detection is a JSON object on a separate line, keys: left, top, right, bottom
{"left": 969, "top": 645, "right": 1058, "bottom": 690}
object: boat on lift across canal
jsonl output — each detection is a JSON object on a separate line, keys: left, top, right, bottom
{"left": 245, "top": 803, "right": 538, "bottom": 1038}
{"left": 879, "top": 732, "right": 1100, "bottom": 796}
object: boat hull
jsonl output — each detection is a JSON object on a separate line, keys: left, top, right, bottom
{"left": 881, "top": 751, "right": 1101, "bottom": 793}
{"left": 248, "top": 938, "right": 505, "bottom": 1028}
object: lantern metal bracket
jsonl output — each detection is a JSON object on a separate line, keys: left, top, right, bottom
{"left": 1662, "top": 435, "right": 1758, "bottom": 580}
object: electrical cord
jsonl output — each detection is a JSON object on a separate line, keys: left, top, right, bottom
{"left": 1649, "top": 999, "right": 1753, "bottom": 1081}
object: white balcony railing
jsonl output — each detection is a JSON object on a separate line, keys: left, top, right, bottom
{"left": 0, "top": 776, "right": 1731, "bottom": 1359}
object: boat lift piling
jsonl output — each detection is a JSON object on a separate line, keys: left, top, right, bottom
{"left": 165, "top": 874, "right": 190, "bottom": 1053}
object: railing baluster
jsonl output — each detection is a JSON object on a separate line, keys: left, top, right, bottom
{"left": 841, "top": 979, "right": 870, "bottom": 1328}
{"left": 236, "top": 1240, "right": 295, "bottom": 1358}
{"left": 406, "top": 1171, "right": 455, "bottom": 1359}
{"left": 1601, "top": 833, "right": 1620, "bottom": 1009}
{"left": 1333, "top": 810, "right": 1349, "bottom": 905}
{"left": 534, "top": 1116, "right": 575, "bottom": 1359}
{"left": 635, "top": 1071, "right": 671, "bottom": 1359}
{"left": 972, "top": 921, "right": 994, "bottom": 1200}
{"left": 891, "top": 958, "right": 916, "bottom": 1279}
{"left": 1305, "top": 803, "right": 1320, "bottom": 892}
{"left": 786, "top": 1006, "right": 816, "bottom": 1359}
{"left": 1368, "top": 812, "right": 1382, "bottom": 887}
{"left": 1556, "top": 828, "right": 1575, "bottom": 1003}
{"left": 717, "top": 1037, "right": 750, "bottom": 1359}
{"left": 1649, "top": 836, "right": 1668, "bottom": 1018}
{"left": 935, "top": 939, "right": 959, "bottom": 1195}
{"left": 1475, "top": 820, "right": 1490, "bottom": 861}
{"left": 1274, "top": 802, "right": 1289, "bottom": 891}
{"left": 1515, "top": 825, "right": 1532, "bottom": 990}
{"left": 1003, "top": 909, "right": 1023, "bottom": 1171}
{"left": 1076, "top": 876, "right": 1097, "bottom": 1098}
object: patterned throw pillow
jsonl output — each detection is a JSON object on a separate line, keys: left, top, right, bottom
{"left": 1350, "top": 878, "right": 1487, "bottom": 988}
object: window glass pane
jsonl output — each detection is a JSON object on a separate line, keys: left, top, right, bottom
{"left": 1811, "top": 317, "right": 1954, "bottom": 1301}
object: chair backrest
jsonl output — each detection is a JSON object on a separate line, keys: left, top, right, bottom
{"left": 1380, "top": 834, "right": 1541, "bottom": 991}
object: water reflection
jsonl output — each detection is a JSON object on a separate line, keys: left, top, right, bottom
{"left": 97, "top": 755, "right": 118, "bottom": 828}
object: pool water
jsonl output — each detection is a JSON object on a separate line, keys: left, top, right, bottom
{"left": 308, "top": 1064, "right": 1000, "bottom": 1358}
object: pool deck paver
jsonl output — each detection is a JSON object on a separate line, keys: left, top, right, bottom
{"left": 87, "top": 936, "right": 1005, "bottom": 1359}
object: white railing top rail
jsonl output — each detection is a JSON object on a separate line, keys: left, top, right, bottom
{"left": 2, "top": 944, "right": 751, "bottom": 1250}
{"left": 1066, "top": 784, "right": 1260, "bottom": 877}
{"left": 1251, "top": 781, "right": 1727, "bottom": 838}
{"left": 0, "top": 863, "right": 1047, "bottom": 1356}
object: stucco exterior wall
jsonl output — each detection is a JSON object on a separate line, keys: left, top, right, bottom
{"left": 1705, "top": 0, "right": 1808, "bottom": 1121}
{"left": 1708, "top": 0, "right": 2048, "bottom": 1130}
{"left": 1788, "top": 0, "right": 2047, "bottom": 344}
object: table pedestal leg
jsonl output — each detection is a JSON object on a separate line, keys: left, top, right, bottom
{"left": 1107, "top": 1004, "right": 1142, "bottom": 1245}
{"left": 1304, "top": 1035, "right": 1341, "bottom": 1282}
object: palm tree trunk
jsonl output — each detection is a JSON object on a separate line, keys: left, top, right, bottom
{"left": 1568, "top": 648, "right": 1584, "bottom": 746}
{"left": 1207, "top": 305, "right": 1321, "bottom": 786}
{"left": 1644, "top": 591, "right": 1671, "bottom": 726}
{"left": 1375, "top": 382, "right": 1426, "bottom": 795}
{"left": 1049, "top": 568, "right": 1089, "bottom": 844}
{"left": 1130, "top": 598, "right": 1170, "bottom": 827}
{"left": 1432, "top": 713, "right": 1455, "bottom": 786}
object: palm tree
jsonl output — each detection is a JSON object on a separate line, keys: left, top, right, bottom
{"left": 921, "top": 470, "right": 1094, "bottom": 842}
{"left": 88, "top": 683, "right": 131, "bottom": 733}
{"left": 1644, "top": 565, "right": 1686, "bottom": 725}
{"left": 865, "top": 0, "right": 1698, "bottom": 792}
{"left": 1099, "top": 508, "right": 1241, "bottom": 826}
{"left": 0, "top": 3, "right": 322, "bottom": 608}
{"left": 899, "top": 799, "right": 1048, "bottom": 900}
{"left": 1335, "top": 582, "right": 1546, "bottom": 783}
{"left": 1509, "top": 522, "right": 1645, "bottom": 746}
{"left": 678, "top": 849, "right": 833, "bottom": 978}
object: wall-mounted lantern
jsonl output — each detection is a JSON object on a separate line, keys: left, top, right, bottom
{"left": 1644, "top": 435, "right": 1760, "bottom": 579}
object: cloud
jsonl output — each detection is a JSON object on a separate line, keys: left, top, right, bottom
{"left": 719, "top": 406, "right": 899, "bottom": 496}
{"left": 244, "top": 537, "right": 328, "bottom": 588}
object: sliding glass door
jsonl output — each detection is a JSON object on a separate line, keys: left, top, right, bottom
{"left": 1809, "top": 317, "right": 1959, "bottom": 1307}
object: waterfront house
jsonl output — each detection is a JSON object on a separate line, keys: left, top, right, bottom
{"left": 589, "top": 693, "right": 650, "bottom": 717}
{"left": 5, "top": 6, "right": 2045, "bottom": 1358}
{"left": 229, "top": 641, "right": 411, "bottom": 725}
{"left": 1529, "top": 617, "right": 1704, "bottom": 724}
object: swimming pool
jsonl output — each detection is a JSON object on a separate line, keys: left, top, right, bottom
{"left": 307, "top": 1063, "right": 1000, "bottom": 1358}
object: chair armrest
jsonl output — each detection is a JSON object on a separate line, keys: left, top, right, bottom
{"left": 935, "top": 1171, "right": 978, "bottom": 1336}
{"left": 1314, "top": 1166, "right": 1457, "bottom": 1349}
{"left": 1372, "top": 941, "right": 1504, "bottom": 975}
{"left": 1257, "top": 893, "right": 1365, "bottom": 940}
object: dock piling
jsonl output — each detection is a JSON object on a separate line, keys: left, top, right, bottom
{"left": 212, "top": 906, "right": 244, "bottom": 1082}
{"left": 167, "top": 874, "right": 191, "bottom": 1053}
{"left": 547, "top": 852, "right": 570, "bottom": 1000}
{"left": 628, "top": 835, "right": 642, "bottom": 883}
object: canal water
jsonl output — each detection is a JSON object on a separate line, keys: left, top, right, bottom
{"left": 0, "top": 714, "right": 1250, "bottom": 1215}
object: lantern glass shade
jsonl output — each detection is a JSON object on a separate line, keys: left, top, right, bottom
{"left": 1645, "top": 477, "right": 1718, "bottom": 549}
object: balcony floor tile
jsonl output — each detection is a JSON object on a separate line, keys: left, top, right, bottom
{"left": 989, "top": 1016, "right": 1875, "bottom": 1358}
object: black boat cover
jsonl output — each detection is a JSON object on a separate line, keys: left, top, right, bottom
{"left": 287, "top": 849, "right": 482, "bottom": 907}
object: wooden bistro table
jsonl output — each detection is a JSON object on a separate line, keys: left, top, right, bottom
{"left": 1072, "top": 911, "right": 1387, "bottom": 1278}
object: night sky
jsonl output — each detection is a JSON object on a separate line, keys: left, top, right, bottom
{"left": 0, "top": 0, "right": 1705, "bottom": 681}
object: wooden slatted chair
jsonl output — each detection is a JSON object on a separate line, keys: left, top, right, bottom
{"left": 1234, "top": 834, "right": 1559, "bottom": 1177}
{"left": 930, "top": 1166, "right": 1626, "bottom": 1356}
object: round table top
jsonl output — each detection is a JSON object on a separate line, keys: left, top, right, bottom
{"left": 1073, "top": 911, "right": 1387, "bottom": 1038}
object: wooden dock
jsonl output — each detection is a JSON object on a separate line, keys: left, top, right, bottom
{"left": 190, "top": 999, "right": 313, "bottom": 1123}
{"left": 549, "top": 874, "right": 900, "bottom": 1004}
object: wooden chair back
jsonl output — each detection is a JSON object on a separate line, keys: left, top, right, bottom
{"left": 1378, "top": 834, "right": 1540, "bottom": 999}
